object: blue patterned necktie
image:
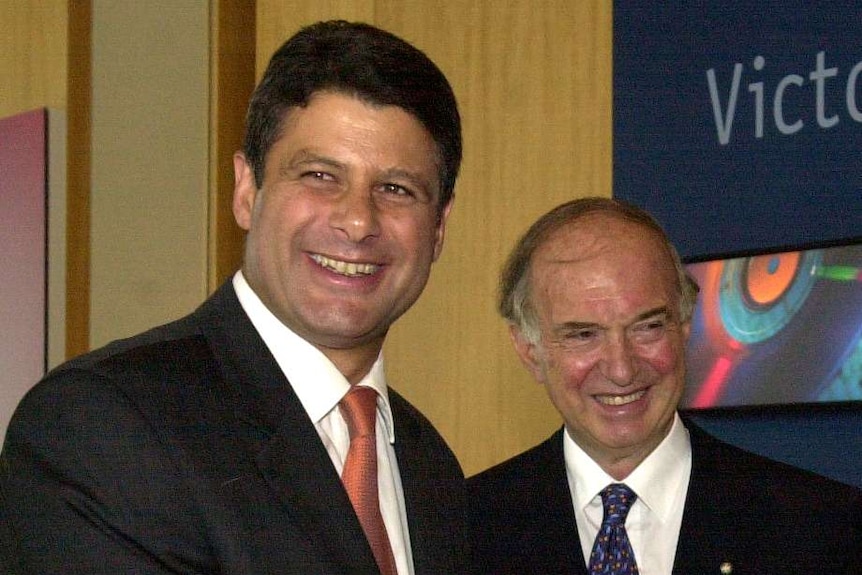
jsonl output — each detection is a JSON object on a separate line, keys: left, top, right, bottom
{"left": 588, "top": 483, "right": 640, "bottom": 575}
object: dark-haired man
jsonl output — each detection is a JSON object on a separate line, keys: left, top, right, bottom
{"left": 2, "top": 21, "right": 467, "bottom": 574}
{"left": 468, "top": 197, "right": 862, "bottom": 574}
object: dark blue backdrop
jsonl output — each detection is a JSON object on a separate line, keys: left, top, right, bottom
{"left": 613, "top": 1, "right": 862, "bottom": 261}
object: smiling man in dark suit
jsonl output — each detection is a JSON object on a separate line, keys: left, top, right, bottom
{"left": 1, "top": 21, "right": 467, "bottom": 575}
{"left": 468, "top": 197, "right": 862, "bottom": 575}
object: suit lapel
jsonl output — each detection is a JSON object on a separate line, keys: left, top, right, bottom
{"left": 537, "top": 430, "right": 590, "bottom": 575}
{"left": 474, "top": 429, "right": 588, "bottom": 574}
{"left": 391, "top": 395, "right": 448, "bottom": 574}
{"left": 196, "top": 283, "right": 378, "bottom": 572}
{"left": 255, "top": 404, "right": 376, "bottom": 571}
{"left": 673, "top": 421, "right": 745, "bottom": 575}
{"left": 674, "top": 473, "right": 729, "bottom": 574}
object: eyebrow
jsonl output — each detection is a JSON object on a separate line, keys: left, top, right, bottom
{"left": 279, "top": 150, "right": 343, "bottom": 176}
{"left": 633, "top": 306, "right": 671, "bottom": 322}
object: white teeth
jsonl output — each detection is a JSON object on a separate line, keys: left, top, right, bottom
{"left": 310, "top": 254, "right": 378, "bottom": 277}
{"left": 597, "top": 390, "right": 646, "bottom": 406}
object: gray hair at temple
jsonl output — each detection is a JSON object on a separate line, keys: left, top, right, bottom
{"left": 498, "top": 197, "right": 700, "bottom": 344}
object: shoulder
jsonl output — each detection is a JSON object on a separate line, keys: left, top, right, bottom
{"left": 467, "top": 429, "right": 568, "bottom": 528}
{"left": 682, "top": 418, "right": 862, "bottom": 569}
{"left": 0, "top": 314, "right": 225, "bottom": 574}
{"left": 6, "top": 298, "right": 225, "bottom": 464}
{"left": 388, "top": 389, "right": 453, "bottom": 452}
{"left": 57, "top": 282, "right": 244, "bottom": 388}
{"left": 32, "top": 318, "right": 210, "bottom": 412}
{"left": 468, "top": 428, "right": 564, "bottom": 495}
{"left": 387, "top": 388, "right": 464, "bottom": 487}
{"left": 24, "top": 282, "right": 247, "bottom": 419}
{"left": 686, "top": 418, "right": 862, "bottom": 527}
{"left": 466, "top": 429, "right": 577, "bottom": 575}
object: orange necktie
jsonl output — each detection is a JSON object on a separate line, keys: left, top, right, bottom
{"left": 340, "top": 386, "right": 398, "bottom": 575}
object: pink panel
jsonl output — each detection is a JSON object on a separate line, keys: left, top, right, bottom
{"left": 0, "top": 108, "right": 48, "bottom": 439}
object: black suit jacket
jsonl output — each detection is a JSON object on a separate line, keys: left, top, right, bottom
{"left": 1, "top": 282, "right": 469, "bottom": 574}
{"left": 468, "top": 421, "right": 862, "bottom": 574}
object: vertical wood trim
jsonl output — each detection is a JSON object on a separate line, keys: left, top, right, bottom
{"left": 209, "top": 0, "right": 256, "bottom": 291}
{"left": 66, "top": 0, "right": 92, "bottom": 359}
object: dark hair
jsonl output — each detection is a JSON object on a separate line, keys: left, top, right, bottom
{"left": 499, "top": 197, "right": 700, "bottom": 343}
{"left": 243, "top": 20, "right": 462, "bottom": 209}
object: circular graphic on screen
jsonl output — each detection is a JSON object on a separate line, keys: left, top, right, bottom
{"left": 719, "top": 250, "right": 823, "bottom": 344}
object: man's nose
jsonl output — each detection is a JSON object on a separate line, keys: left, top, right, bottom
{"left": 600, "top": 333, "right": 635, "bottom": 386}
{"left": 330, "top": 187, "right": 380, "bottom": 243}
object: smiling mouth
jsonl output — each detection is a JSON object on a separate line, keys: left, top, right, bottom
{"left": 310, "top": 254, "right": 380, "bottom": 277}
{"left": 596, "top": 389, "right": 646, "bottom": 406}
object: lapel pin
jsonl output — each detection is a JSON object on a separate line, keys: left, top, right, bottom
{"left": 720, "top": 561, "right": 733, "bottom": 574}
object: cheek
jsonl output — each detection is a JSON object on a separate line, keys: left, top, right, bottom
{"left": 548, "top": 351, "right": 601, "bottom": 388}
{"left": 639, "top": 340, "right": 684, "bottom": 376}
{"left": 259, "top": 196, "right": 316, "bottom": 244}
{"left": 410, "top": 216, "right": 440, "bottom": 245}
{"left": 397, "top": 202, "right": 441, "bottom": 234}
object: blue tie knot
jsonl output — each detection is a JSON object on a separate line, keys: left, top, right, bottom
{"left": 600, "top": 483, "right": 637, "bottom": 526}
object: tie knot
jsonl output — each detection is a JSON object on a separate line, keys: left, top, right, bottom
{"left": 599, "top": 483, "right": 637, "bottom": 525}
{"left": 340, "top": 386, "right": 378, "bottom": 440}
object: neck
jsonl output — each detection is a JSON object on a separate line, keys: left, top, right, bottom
{"left": 319, "top": 342, "right": 383, "bottom": 385}
{"left": 601, "top": 458, "right": 642, "bottom": 482}
{"left": 568, "top": 426, "right": 672, "bottom": 482}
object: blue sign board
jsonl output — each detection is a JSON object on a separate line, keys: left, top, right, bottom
{"left": 614, "top": 2, "right": 862, "bottom": 260}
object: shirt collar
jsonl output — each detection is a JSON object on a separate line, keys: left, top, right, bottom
{"left": 564, "top": 412, "right": 691, "bottom": 522}
{"left": 232, "top": 271, "right": 396, "bottom": 443}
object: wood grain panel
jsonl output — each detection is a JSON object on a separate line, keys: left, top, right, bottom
{"left": 209, "top": 0, "right": 256, "bottom": 290}
{"left": 0, "top": 2, "right": 67, "bottom": 118}
{"left": 66, "top": 0, "right": 91, "bottom": 360}
{"left": 256, "top": 0, "right": 612, "bottom": 474}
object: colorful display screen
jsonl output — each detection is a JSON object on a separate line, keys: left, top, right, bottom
{"left": 683, "top": 241, "right": 862, "bottom": 408}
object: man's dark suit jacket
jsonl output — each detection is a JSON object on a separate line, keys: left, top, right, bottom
{"left": 0, "top": 282, "right": 468, "bottom": 574}
{"left": 468, "top": 421, "right": 862, "bottom": 575}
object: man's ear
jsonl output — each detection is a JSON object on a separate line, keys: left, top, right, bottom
{"left": 680, "top": 319, "right": 692, "bottom": 348}
{"left": 509, "top": 323, "right": 547, "bottom": 385}
{"left": 232, "top": 152, "right": 257, "bottom": 231}
{"left": 431, "top": 197, "right": 454, "bottom": 262}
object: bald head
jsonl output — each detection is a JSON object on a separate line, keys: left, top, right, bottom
{"left": 499, "top": 198, "right": 698, "bottom": 344}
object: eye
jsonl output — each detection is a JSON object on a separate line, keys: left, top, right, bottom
{"left": 630, "top": 318, "right": 667, "bottom": 343}
{"left": 565, "top": 328, "right": 600, "bottom": 344}
{"left": 554, "top": 326, "right": 604, "bottom": 351}
{"left": 299, "top": 170, "right": 340, "bottom": 192}
{"left": 380, "top": 183, "right": 412, "bottom": 197}
{"left": 302, "top": 170, "right": 335, "bottom": 182}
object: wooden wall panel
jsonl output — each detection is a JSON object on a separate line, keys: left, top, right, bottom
{"left": 66, "top": 0, "right": 91, "bottom": 360}
{"left": 256, "top": 0, "right": 612, "bottom": 474}
{"left": 0, "top": 2, "right": 67, "bottom": 118}
{"left": 210, "top": 0, "right": 256, "bottom": 290}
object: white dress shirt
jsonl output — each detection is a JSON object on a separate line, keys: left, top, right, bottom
{"left": 233, "top": 272, "right": 414, "bottom": 575}
{"left": 564, "top": 413, "right": 692, "bottom": 575}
